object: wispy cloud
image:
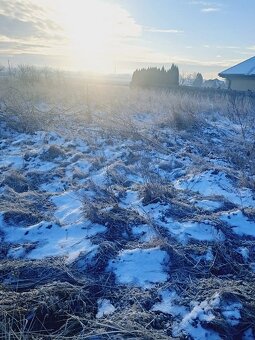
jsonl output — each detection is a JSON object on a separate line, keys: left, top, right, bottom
{"left": 216, "top": 45, "right": 239, "bottom": 49}
{"left": 190, "top": 1, "right": 222, "bottom": 13}
{"left": 145, "top": 27, "right": 184, "bottom": 34}
{"left": 201, "top": 7, "right": 220, "bottom": 12}
{"left": 247, "top": 46, "right": 255, "bottom": 51}
{"left": 0, "top": 0, "right": 144, "bottom": 71}
{"left": 171, "top": 56, "right": 244, "bottom": 68}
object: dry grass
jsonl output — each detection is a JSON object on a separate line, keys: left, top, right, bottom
{"left": 1, "top": 69, "right": 255, "bottom": 339}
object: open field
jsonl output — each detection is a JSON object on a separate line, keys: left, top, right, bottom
{"left": 0, "top": 73, "right": 255, "bottom": 339}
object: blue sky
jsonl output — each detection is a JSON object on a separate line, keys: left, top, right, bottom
{"left": 0, "top": 0, "right": 254, "bottom": 78}
{"left": 117, "top": 0, "right": 255, "bottom": 77}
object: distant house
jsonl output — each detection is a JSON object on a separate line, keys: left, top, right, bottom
{"left": 203, "top": 78, "right": 226, "bottom": 89}
{"left": 219, "top": 56, "right": 255, "bottom": 91}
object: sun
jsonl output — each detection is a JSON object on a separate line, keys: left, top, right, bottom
{"left": 55, "top": 0, "right": 120, "bottom": 72}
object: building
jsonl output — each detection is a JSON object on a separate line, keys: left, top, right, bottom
{"left": 219, "top": 56, "right": 255, "bottom": 91}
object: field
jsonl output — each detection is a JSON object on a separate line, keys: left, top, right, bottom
{"left": 0, "top": 71, "right": 255, "bottom": 339}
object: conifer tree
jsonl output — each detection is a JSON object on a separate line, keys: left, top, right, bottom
{"left": 130, "top": 64, "right": 180, "bottom": 88}
{"left": 193, "top": 72, "right": 203, "bottom": 87}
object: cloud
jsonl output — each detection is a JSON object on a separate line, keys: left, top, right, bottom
{"left": 0, "top": 0, "right": 66, "bottom": 60}
{"left": 0, "top": 14, "right": 40, "bottom": 38}
{"left": 145, "top": 27, "right": 183, "bottom": 34}
{"left": 201, "top": 7, "right": 220, "bottom": 12}
{"left": 0, "top": 0, "right": 146, "bottom": 72}
{"left": 0, "top": 0, "right": 143, "bottom": 62}
{"left": 247, "top": 46, "right": 255, "bottom": 51}
{"left": 190, "top": 1, "right": 222, "bottom": 12}
{"left": 167, "top": 56, "right": 244, "bottom": 68}
{"left": 204, "top": 45, "right": 240, "bottom": 50}
{"left": 216, "top": 45, "right": 239, "bottom": 49}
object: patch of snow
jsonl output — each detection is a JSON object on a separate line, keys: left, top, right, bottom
{"left": 220, "top": 210, "right": 255, "bottom": 237}
{"left": 91, "top": 169, "right": 108, "bottom": 187}
{"left": 250, "top": 263, "right": 255, "bottom": 272}
{"left": 96, "top": 299, "right": 115, "bottom": 318}
{"left": 237, "top": 247, "right": 249, "bottom": 261}
{"left": 8, "top": 245, "right": 27, "bottom": 259}
{"left": 132, "top": 225, "right": 157, "bottom": 242}
{"left": 221, "top": 301, "right": 242, "bottom": 326}
{"left": 243, "top": 328, "right": 255, "bottom": 340}
{"left": 126, "top": 198, "right": 224, "bottom": 244}
{"left": 175, "top": 170, "right": 255, "bottom": 208}
{"left": 108, "top": 247, "right": 169, "bottom": 288}
{"left": 34, "top": 102, "right": 52, "bottom": 113}
{"left": 165, "top": 220, "right": 225, "bottom": 244}
{"left": 0, "top": 155, "right": 24, "bottom": 170}
{"left": 40, "top": 180, "right": 67, "bottom": 193}
{"left": 195, "top": 200, "right": 222, "bottom": 211}
{"left": 66, "top": 159, "right": 91, "bottom": 179}
{"left": 173, "top": 294, "right": 221, "bottom": 340}
{"left": 51, "top": 190, "right": 84, "bottom": 225}
{"left": 138, "top": 203, "right": 171, "bottom": 224}
{"left": 152, "top": 290, "right": 187, "bottom": 316}
{"left": 192, "top": 247, "right": 214, "bottom": 263}
{"left": 119, "top": 190, "right": 142, "bottom": 208}
{"left": 2, "top": 219, "right": 106, "bottom": 262}
{"left": 28, "top": 158, "right": 58, "bottom": 172}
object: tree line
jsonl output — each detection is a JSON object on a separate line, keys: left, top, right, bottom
{"left": 131, "top": 65, "right": 179, "bottom": 88}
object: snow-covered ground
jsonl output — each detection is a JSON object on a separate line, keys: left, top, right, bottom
{"left": 1, "top": 103, "right": 255, "bottom": 339}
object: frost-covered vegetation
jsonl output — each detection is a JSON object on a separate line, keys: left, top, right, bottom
{"left": 0, "top": 69, "right": 255, "bottom": 339}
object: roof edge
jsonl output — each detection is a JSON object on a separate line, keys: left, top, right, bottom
{"left": 219, "top": 56, "right": 255, "bottom": 77}
{"left": 219, "top": 73, "right": 255, "bottom": 78}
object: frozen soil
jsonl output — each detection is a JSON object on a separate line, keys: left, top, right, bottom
{"left": 0, "top": 106, "right": 255, "bottom": 339}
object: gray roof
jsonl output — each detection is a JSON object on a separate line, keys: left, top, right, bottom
{"left": 219, "top": 56, "right": 255, "bottom": 77}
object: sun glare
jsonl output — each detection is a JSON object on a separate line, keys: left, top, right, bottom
{"left": 56, "top": 0, "right": 123, "bottom": 72}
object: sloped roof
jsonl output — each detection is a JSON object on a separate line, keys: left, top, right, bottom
{"left": 219, "top": 56, "right": 255, "bottom": 77}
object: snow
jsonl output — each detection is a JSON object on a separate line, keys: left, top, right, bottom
{"left": 153, "top": 291, "right": 242, "bottom": 339}
{"left": 121, "top": 193, "right": 224, "bottom": 243}
{"left": 243, "top": 328, "right": 255, "bottom": 340}
{"left": 0, "top": 189, "right": 107, "bottom": 262}
{"left": 195, "top": 200, "right": 222, "bottom": 211}
{"left": 1, "top": 106, "right": 255, "bottom": 338}
{"left": 0, "top": 155, "right": 24, "bottom": 170}
{"left": 40, "top": 180, "right": 66, "bottom": 193}
{"left": 152, "top": 290, "right": 187, "bottom": 316}
{"left": 221, "top": 301, "right": 242, "bottom": 326}
{"left": 66, "top": 159, "right": 91, "bottom": 179}
{"left": 1, "top": 218, "right": 105, "bottom": 262}
{"left": 165, "top": 220, "right": 225, "bottom": 244}
{"left": 137, "top": 202, "right": 170, "bottom": 221}
{"left": 96, "top": 299, "right": 115, "bottom": 318}
{"left": 220, "top": 210, "right": 255, "bottom": 237}
{"left": 28, "top": 159, "right": 58, "bottom": 172}
{"left": 192, "top": 247, "right": 214, "bottom": 263}
{"left": 132, "top": 224, "right": 157, "bottom": 242}
{"left": 51, "top": 190, "right": 84, "bottom": 225}
{"left": 91, "top": 169, "right": 108, "bottom": 187}
{"left": 108, "top": 247, "right": 169, "bottom": 288}
{"left": 173, "top": 294, "right": 221, "bottom": 340}
{"left": 219, "top": 56, "right": 255, "bottom": 76}
{"left": 120, "top": 190, "right": 141, "bottom": 207}
{"left": 237, "top": 247, "right": 249, "bottom": 261}
{"left": 175, "top": 170, "right": 255, "bottom": 208}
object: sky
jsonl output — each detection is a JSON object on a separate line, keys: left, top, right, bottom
{"left": 0, "top": 0, "right": 254, "bottom": 78}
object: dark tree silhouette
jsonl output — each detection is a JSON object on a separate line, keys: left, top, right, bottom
{"left": 131, "top": 64, "right": 179, "bottom": 88}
